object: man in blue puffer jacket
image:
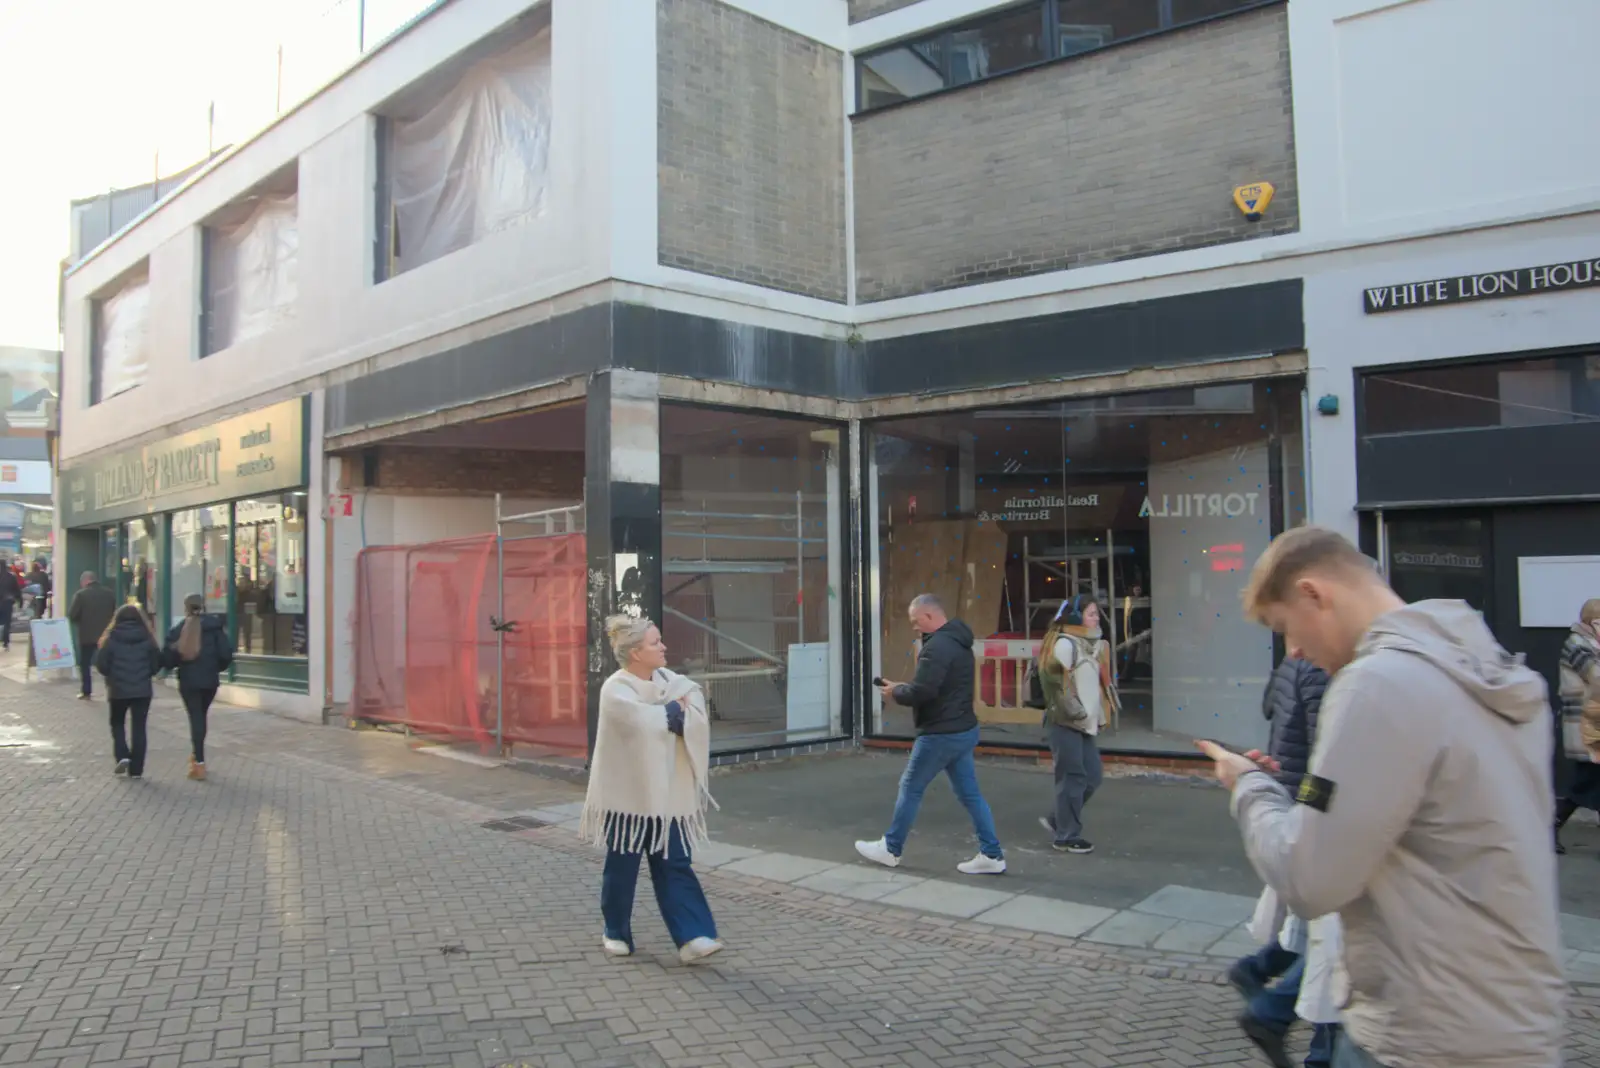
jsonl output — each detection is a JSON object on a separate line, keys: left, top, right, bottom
{"left": 1231, "top": 652, "right": 1332, "bottom": 1068}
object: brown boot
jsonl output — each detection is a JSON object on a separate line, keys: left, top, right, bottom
{"left": 188, "top": 758, "right": 206, "bottom": 781}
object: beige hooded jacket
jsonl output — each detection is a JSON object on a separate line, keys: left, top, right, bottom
{"left": 1232, "top": 600, "right": 1565, "bottom": 1068}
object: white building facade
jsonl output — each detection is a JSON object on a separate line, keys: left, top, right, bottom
{"left": 56, "top": 0, "right": 1600, "bottom": 755}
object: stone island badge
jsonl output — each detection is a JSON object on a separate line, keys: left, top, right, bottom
{"left": 1296, "top": 775, "right": 1336, "bottom": 813}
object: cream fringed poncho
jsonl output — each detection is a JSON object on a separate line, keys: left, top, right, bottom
{"left": 578, "top": 668, "right": 717, "bottom": 855}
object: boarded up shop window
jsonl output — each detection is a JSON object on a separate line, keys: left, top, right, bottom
{"left": 204, "top": 190, "right": 299, "bottom": 355}
{"left": 383, "top": 27, "right": 552, "bottom": 278}
{"left": 91, "top": 266, "right": 150, "bottom": 404}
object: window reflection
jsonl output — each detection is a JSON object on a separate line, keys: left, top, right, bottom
{"left": 170, "top": 506, "right": 232, "bottom": 631}
{"left": 661, "top": 406, "right": 844, "bottom": 753}
{"left": 233, "top": 494, "right": 309, "bottom": 657}
{"left": 869, "top": 380, "right": 1305, "bottom": 755}
{"left": 122, "top": 517, "right": 159, "bottom": 617}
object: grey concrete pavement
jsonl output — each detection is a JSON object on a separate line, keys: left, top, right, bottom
{"left": 2, "top": 671, "right": 1599, "bottom": 1067}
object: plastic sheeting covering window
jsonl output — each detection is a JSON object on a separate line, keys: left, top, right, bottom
{"left": 94, "top": 274, "right": 150, "bottom": 403}
{"left": 390, "top": 28, "right": 552, "bottom": 276}
{"left": 207, "top": 194, "right": 299, "bottom": 354}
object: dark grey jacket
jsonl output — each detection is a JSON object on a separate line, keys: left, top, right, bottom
{"left": 68, "top": 584, "right": 117, "bottom": 647}
{"left": 163, "top": 615, "right": 235, "bottom": 690}
{"left": 893, "top": 620, "right": 979, "bottom": 735}
{"left": 94, "top": 618, "right": 161, "bottom": 701}
{"left": 1262, "top": 656, "right": 1328, "bottom": 786}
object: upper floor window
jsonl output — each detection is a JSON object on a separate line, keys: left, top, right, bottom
{"left": 1360, "top": 352, "right": 1600, "bottom": 437}
{"left": 201, "top": 167, "right": 300, "bottom": 357}
{"left": 89, "top": 264, "right": 150, "bottom": 405}
{"left": 374, "top": 17, "right": 552, "bottom": 281}
{"left": 857, "top": 0, "right": 1271, "bottom": 111}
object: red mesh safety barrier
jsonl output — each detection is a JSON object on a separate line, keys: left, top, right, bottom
{"left": 351, "top": 533, "right": 587, "bottom": 756}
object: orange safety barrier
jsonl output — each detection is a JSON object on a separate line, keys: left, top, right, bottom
{"left": 352, "top": 533, "right": 587, "bottom": 756}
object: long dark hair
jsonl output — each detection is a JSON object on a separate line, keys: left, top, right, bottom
{"left": 100, "top": 603, "right": 155, "bottom": 648}
{"left": 177, "top": 594, "right": 205, "bottom": 661}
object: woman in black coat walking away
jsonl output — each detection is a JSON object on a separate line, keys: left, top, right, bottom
{"left": 164, "top": 594, "right": 234, "bottom": 782}
{"left": 95, "top": 605, "right": 162, "bottom": 779}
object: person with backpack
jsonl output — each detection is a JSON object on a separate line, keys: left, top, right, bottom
{"left": 163, "top": 594, "right": 235, "bottom": 782}
{"left": 1037, "top": 595, "right": 1117, "bottom": 854}
{"left": 95, "top": 605, "right": 162, "bottom": 779}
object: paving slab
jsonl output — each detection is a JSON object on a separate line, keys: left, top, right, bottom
{"left": 1131, "top": 884, "right": 1258, "bottom": 927}
{"left": 877, "top": 878, "right": 1016, "bottom": 919}
{"left": 793, "top": 864, "right": 930, "bottom": 901}
{"left": 1083, "top": 909, "right": 1183, "bottom": 948}
{"left": 721, "top": 851, "right": 840, "bottom": 883}
{"left": 1153, "top": 918, "right": 1233, "bottom": 954}
{"left": 691, "top": 840, "right": 764, "bottom": 870}
{"left": 974, "top": 894, "right": 1118, "bottom": 938}
{"left": 1565, "top": 912, "right": 1600, "bottom": 954}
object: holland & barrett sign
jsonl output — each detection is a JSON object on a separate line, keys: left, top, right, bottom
{"left": 61, "top": 397, "right": 308, "bottom": 527}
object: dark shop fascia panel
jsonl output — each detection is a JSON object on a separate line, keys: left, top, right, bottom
{"left": 1358, "top": 421, "right": 1600, "bottom": 507}
{"left": 325, "top": 280, "right": 1304, "bottom": 433}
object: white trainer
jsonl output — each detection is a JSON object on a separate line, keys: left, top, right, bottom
{"left": 854, "top": 837, "right": 901, "bottom": 868}
{"left": 957, "top": 853, "right": 1007, "bottom": 875}
{"left": 602, "top": 937, "right": 632, "bottom": 957}
{"left": 679, "top": 937, "right": 724, "bottom": 965}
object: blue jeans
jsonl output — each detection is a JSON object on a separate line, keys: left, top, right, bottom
{"left": 600, "top": 820, "right": 716, "bottom": 952}
{"left": 884, "top": 726, "right": 1003, "bottom": 860}
{"left": 79, "top": 645, "right": 96, "bottom": 696}
{"left": 1251, "top": 953, "right": 1306, "bottom": 1030}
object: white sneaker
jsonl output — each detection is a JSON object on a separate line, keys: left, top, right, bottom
{"left": 602, "top": 937, "right": 632, "bottom": 957}
{"left": 854, "top": 837, "right": 901, "bottom": 868}
{"left": 957, "top": 853, "right": 1007, "bottom": 875}
{"left": 679, "top": 937, "right": 723, "bottom": 965}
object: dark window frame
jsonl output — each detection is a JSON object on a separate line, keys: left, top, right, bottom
{"left": 1355, "top": 345, "right": 1600, "bottom": 442}
{"left": 854, "top": 0, "right": 1283, "bottom": 115}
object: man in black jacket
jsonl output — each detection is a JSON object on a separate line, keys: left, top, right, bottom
{"left": 1231, "top": 652, "right": 1334, "bottom": 1068}
{"left": 67, "top": 572, "right": 117, "bottom": 699}
{"left": 855, "top": 594, "right": 1007, "bottom": 875}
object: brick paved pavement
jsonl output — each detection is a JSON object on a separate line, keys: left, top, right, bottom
{"left": 2, "top": 678, "right": 1599, "bottom": 1067}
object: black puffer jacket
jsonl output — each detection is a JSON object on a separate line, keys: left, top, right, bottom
{"left": 892, "top": 620, "right": 979, "bottom": 735}
{"left": 94, "top": 617, "right": 162, "bottom": 701}
{"left": 163, "top": 614, "right": 235, "bottom": 690}
{"left": 1262, "top": 655, "right": 1328, "bottom": 786}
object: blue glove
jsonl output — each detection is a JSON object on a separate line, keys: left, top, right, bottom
{"left": 665, "top": 700, "right": 685, "bottom": 737}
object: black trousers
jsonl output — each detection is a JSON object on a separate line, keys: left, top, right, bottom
{"left": 0, "top": 599, "right": 13, "bottom": 649}
{"left": 181, "top": 687, "right": 218, "bottom": 763}
{"left": 79, "top": 645, "right": 97, "bottom": 696}
{"left": 110, "top": 698, "right": 151, "bottom": 776}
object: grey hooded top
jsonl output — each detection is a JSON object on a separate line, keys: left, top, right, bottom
{"left": 1231, "top": 600, "right": 1565, "bottom": 1068}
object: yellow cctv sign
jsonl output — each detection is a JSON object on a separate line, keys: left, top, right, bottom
{"left": 1233, "top": 182, "right": 1275, "bottom": 221}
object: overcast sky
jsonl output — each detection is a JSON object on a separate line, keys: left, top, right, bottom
{"left": 0, "top": 0, "right": 423, "bottom": 351}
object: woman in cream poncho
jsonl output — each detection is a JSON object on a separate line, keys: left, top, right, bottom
{"left": 578, "top": 614, "right": 723, "bottom": 964}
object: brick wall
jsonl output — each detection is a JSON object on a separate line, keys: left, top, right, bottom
{"left": 658, "top": 0, "right": 848, "bottom": 303}
{"left": 852, "top": 5, "right": 1298, "bottom": 303}
{"left": 849, "top": 0, "right": 922, "bottom": 22}
{"left": 366, "top": 447, "right": 584, "bottom": 499}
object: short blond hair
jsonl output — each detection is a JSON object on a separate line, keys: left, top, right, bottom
{"left": 605, "top": 614, "right": 654, "bottom": 662}
{"left": 1581, "top": 599, "right": 1600, "bottom": 625}
{"left": 1241, "top": 525, "right": 1378, "bottom": 622}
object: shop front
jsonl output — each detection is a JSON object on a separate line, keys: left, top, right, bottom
{"left": 867, "top": 378, "right": 1306, "bottom": 756}
{"left": 59, "top": 397, "right": 312, "bottom": 693}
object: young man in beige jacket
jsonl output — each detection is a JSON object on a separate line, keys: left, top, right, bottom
{"left": 1199, "top": 526, "right": 1564, "bottom": 1068}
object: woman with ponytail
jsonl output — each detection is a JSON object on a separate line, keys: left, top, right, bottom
{"left": 162, "top": 594, "right": 235, "bottom": 781}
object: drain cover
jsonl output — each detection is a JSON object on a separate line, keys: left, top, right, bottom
{"left": 479, "top": 815, "right": 551, "bottom": 833}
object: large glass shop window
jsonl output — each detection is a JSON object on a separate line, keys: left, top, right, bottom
{"left": 232, "top": 494, "right": 310, "bottom": 658}
{"left": 660, "top": 406, "right": 845, "bottom": 753}
{"left": 122, "top": 517, "right": 161, "bottom": 617}
{"left": 169, "top": 506, "right": 233, "bottom": 630}
{"left": 869, "top": 380, "right": 1305, "bottom": 754}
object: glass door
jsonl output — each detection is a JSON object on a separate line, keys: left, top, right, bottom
{"left": 1380, "top": 509, "right": 1493, "bottom": 616}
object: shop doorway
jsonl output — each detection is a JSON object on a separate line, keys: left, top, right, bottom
{"left": 1380, "top": 503, "right": 1600, "bottom": 700}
